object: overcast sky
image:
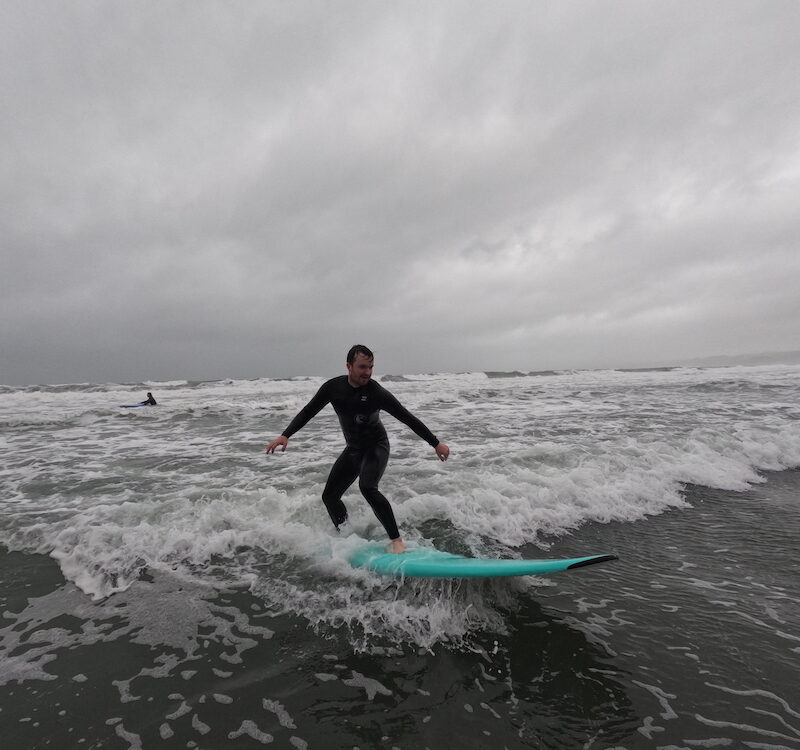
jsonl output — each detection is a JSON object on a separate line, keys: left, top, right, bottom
{"left": 2, "top": 1, "right": 799, "bottom": 385}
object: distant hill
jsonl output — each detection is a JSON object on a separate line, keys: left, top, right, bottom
{"left": 674, "top": 350, "right": 800, "bottom": 367}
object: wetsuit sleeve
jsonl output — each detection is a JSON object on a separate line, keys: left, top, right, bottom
{"left": 281, "top": 383, "right": 331, "bottom": 439}
{"left": 379, "top": 389, "right": 439, "bottom": 447}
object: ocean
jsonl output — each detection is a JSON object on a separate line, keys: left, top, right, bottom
{"left": 1, "top": 365, "right": 799, "bottom": 749}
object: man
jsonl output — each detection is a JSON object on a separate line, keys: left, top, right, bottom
{"left": 140, "top": 392, "right": 157, "bottom": 406}
{"left": 265, "top": 345, "right": 449, "bottom": 554}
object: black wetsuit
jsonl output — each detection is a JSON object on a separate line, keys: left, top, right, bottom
{"left": 140, "top": 395, "right": 157, "bottom": 406}
{"left": 281, "top": 376, "right": 439, "bottom": 539}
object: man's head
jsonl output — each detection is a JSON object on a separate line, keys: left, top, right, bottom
{"left": 346, "top": 344, "right": 374, "bottom": 387}
{"left": 346, "top": 344, "right": 374, "bottom": 364}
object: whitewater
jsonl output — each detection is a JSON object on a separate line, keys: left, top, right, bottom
{"left": 1, "top": 364, "right": 798, "bottom": 626}
{"left": 2, "top": 365, "right": 799, "bottom": 748}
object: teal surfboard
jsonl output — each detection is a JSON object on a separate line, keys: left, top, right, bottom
{"left": 349, "top": 544, "right": 617, "bottom": 578}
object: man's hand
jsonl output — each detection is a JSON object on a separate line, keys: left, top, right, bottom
{"left": 266, "top": 436, "right": 289, "bottom": 454}
{"left": 434, "top": 442, "right": 450, "bottom": 462}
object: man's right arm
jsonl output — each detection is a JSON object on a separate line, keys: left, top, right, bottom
{"left": 265, "top": 382, "right": 331, "bottom": 454}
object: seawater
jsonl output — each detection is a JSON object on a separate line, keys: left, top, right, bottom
{"left": 1, "top": 366, "right": 799, "bottom": 748}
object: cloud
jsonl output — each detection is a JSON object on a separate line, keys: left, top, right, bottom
{"left": 2, "top": 1, "right": 800, "bottom": 384}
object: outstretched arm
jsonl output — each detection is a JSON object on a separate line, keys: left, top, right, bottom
{"left": 265, "top": 383, "right": 330, "bottom": 454}
{"left": 381, "top": 389, "right": 449, "bottom": 460}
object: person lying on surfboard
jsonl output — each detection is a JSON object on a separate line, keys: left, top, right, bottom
{"left": 265, "top": 345, "right": 450, "bottom": 554}
{"left": 140, "top": 392, "right": 157, "bottom": 405}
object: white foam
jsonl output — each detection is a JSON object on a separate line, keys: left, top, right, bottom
{"left": 2, "top": 365, "right": 799, "bottom": 646}
{"left": 341, "top": 671, "right": 392, "bottom": 700}
{"left": 262, "top": 699, "right": 296, "bottom": 729}
{"left": 228, "top": 720, "right": 273, "bottom": 744}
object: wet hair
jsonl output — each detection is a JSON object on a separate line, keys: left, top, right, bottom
{"left": 347, "top": 344, "right": 374, "bottom": 363}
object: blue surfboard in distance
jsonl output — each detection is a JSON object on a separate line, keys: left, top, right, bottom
{"left": 349, "top": 543, "right": 617, "bottom": 578}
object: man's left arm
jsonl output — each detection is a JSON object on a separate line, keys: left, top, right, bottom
{"left": 381, "top": 390, "right": 450, "bottom": 461}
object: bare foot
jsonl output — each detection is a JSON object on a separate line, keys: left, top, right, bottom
{"left": 388, "top": 538, "right": 406, "bottom": 554}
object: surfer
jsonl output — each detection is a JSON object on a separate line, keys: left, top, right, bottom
{"left": 140, "top": 392, "right": 157, "bottom": 406}
{"left": 265, "top": 345, "right": 449, "bottom": 554}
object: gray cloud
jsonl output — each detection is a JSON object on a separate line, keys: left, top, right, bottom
{"left": 2, "top": 1, "right": 799, "bottom": 384}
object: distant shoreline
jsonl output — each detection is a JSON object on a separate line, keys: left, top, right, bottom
{"left": 2, "top": 351, "right": 799, "bottom": 390}
{"left": 668, "top": 349, "right": 800, "bottom": 368}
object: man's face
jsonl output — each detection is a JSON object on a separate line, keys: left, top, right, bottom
{"left": 347, "top": 354, "right": 374, "bottom": 386}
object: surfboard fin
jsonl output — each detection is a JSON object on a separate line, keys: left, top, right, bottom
{"left": 566, "top": 554, "right": 618, "bottom": 570}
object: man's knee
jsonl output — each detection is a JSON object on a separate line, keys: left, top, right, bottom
{"left": 358, "top": 481, "right": 376, "bottom": 499}
{"left": 359, "top": 484, "right": 388, "bottom": 510}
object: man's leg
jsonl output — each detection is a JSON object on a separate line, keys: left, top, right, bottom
{"left": 321, "top": 449, "right": 359, "bottom": 530}
{"left": 358, "top": 442, "right": 403, "bottom": 548}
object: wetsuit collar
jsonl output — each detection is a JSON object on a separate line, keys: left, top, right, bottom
{"left": 346, "top": 375, "right": 370, "bottom": 389}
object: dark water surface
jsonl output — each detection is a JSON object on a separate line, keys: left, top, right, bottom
{"left": 2, "top": 470, "right": 798, "bottom": 749}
